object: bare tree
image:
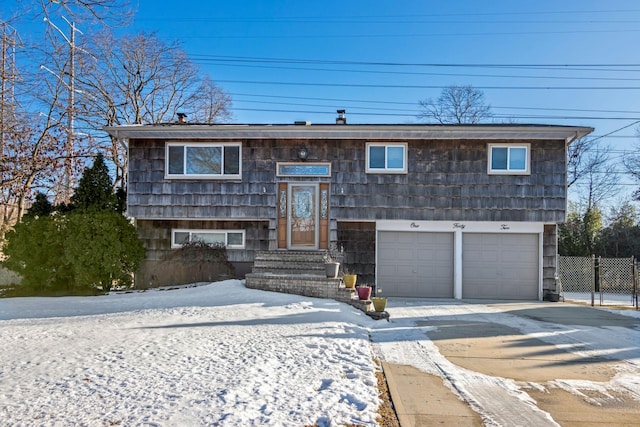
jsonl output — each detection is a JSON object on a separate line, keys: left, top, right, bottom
{"left": 1, "top": 3, "right": 231, "bottom": 230}
{"left": 624, "top": 137, "right": 640, "bottom": 200}
{"left": 418, "top": 85, "right": 492, "bottom": 124}
{"left": 567, "top": 137, "right": 608, "bottom": 189}
{"left": 0, "top": 0, "right": 132, "bottom": 233}
{"left": 36, "top": 0, "right": 133, "bottom": 26}
{"left": 75, "top": 31, "right": 233, "bottom": 188}
{"left": 191, "top": 77, "right": 234, "bottom": 124}
{"left": 1, "top": 19, "right": 75, "bottom": 233}
{"left": 573, "top": 148, "right": 619, "bottom": 209}
{"left": 1, "top": 108, "right": 66, "bottom": 229}
{"left": 563, "top": 135, "right": 623, "bottom": 210}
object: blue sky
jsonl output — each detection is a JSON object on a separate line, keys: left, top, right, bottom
{"left": 6, "top": 0, "right": 640, "bottom": 199}
{"left": 126, "top": 0, "right": 640, "bottom": 197}
{"left": 127, "top": 1, "right": 638, "bottom": 129}
{"left": 126, "top": 0, "right": 640, "bottom": 199}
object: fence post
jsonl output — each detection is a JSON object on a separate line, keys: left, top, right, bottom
{"left": 633, "top": 257, "right": 638, "bottom": 310}
{"left": 591, "top": 254, "right": 596, "bottom": 307}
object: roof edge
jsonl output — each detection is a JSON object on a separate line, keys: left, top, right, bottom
{"left": 104, "top": 123, "right": 594, "bottom": 142}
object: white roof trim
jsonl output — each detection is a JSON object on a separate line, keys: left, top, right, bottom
{"left": 105, "top": 124, "right": 593, "bottom": 143}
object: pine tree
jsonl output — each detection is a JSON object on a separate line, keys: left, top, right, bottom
{"left": 70, "top": 153, "right": 117, "bottom": 211}
{"left": 24, "top": 192, "right": 54, "bottom": 218}
{"left": 3, "top": 153, "right": 143, "bottom": 296}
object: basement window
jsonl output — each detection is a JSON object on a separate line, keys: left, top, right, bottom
{"left": 366, "top": 142, "right": 407, "bottom": 174}
{"left": 488, "top": 143, "right": 530, "bottom": 175}
{"left": 166, "top": 142, "right": 241, "bottom": 179}
{"left": 172, "top": 229, "right": 245, "bottom": 249}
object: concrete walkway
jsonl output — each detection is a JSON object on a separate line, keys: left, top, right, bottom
{"left": 377, "top": 301, "right": 640, "bottom": 427}
{"left": 382, "top": 361, "right": 483, "bottom": 426}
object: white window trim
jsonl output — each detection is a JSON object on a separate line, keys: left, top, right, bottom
{"left": 165, "top": 142, "right": 242, "bottom": 179}
{"left": 171, "top": 229, "right": 246, "bottom": 249}
{"left": 487, "top": 143, "right": 531, "bottom": 175}
{"left": 365, "top": 142, "right": 408, "bottom": 174}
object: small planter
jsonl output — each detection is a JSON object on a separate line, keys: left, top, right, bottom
{"left": 372, "top": 297, "right": 387, "bottom": 312}
{"left": 356, "top": 286, "right": 372, "bottom": 300}
{"left": 325, "top": 262, "right": 340, "bottom": 278}
{"left": 343, "top": 274, "right": 357, "bottom": 289}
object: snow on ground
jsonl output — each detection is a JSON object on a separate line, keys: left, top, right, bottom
{"left": 1, "top": 281, "right": 639, "bottom": 426}
{"left": 0, "top": 281, "right": 380, "bottom": 426}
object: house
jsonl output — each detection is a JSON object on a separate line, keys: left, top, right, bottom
{"left": 105, "top": 114, "right": 593, "bottom": 300}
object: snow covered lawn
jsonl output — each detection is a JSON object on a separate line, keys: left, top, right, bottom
{"left": 2, "top": 279, "right": 640, "bottom": 426}
{"left": 0, "top": 280, "right": 381, "bottom": 426}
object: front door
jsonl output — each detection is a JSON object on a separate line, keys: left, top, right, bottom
{"left": 289, "top": 183, "right": 318, "bottom": 249}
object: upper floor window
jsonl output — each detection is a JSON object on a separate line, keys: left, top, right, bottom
{"left": 366, "top": 142, "right": 407, "bottom": 173}
{"left": 166, "top": 142, "right": 241, "bottom": 179}
{"left": 172, "top": 229, "right": 245, "bottom": 249}
{"left": 488, "top": 143, "right": 530, "bottom": 175}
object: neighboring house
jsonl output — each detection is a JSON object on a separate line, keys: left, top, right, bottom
{"left": 105, "top": 114, "right": 592, "bottom": 300}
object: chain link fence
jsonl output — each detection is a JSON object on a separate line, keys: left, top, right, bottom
{"left": 558, "top": 256, "right": 638, "bottom": 309}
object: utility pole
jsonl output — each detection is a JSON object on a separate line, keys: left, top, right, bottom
{"left": 64, "top": 21, "right": 76, "bottom": 205}
{"left": 1, "top": 23, "right": 5, "bottom": 155}
{"left": 1, "top": 23, "right": 8, "bottom": 237}
{"left": 0, "top": 21, "right": 19, "bottom": 237}
{"left": 0, "top": 22, "right": 18, "bottom": 162}
{"left": 45, "top": 17, "right": 82, "bottom": 205}
{"left": 1, "top": 23, "right": 6, "bottom": 161}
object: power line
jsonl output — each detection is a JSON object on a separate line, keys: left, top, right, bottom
{"left": 229, "top": 92, "right": 415, "bottom": 106}
{"left": 218, "top": 78, "right": 640, "bottom": 90}
{"left": 228, "top": 105, "right": 639, "bottom": 122}
{"left": 194, "top": 59, "right": 640, "bottom": 83}
{"left": 229, "top": 92, "right": 640, "bottom": 116}
{"left": 230, "top": 93, "right": 640, "bottom": 122}
{"left": 140, "top": 18, "right": 640, "bottom": 24}
{"left": 180, "top": 29, "right": 640, "bottom": 40}
{"left": 584, "top": 120, "right": 640, "bottom": 144}
{"left": 193, "top": 54, "right": 640, "bottom": 71}
{"left": 233, "top": 100, "right": 638, "bottom": 121}
{"left": 135, "top": 9, "right": 640, "bottom": 23}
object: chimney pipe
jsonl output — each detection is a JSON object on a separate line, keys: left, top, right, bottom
{"left": 336, "top": 109, "right": 346, "bottom": 125}
{"left": 177, "top": 112, "right": 187, "bottom": 124}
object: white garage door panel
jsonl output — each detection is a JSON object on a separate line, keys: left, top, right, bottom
{"left": 462, "top": 233, "right": 539, "bottom": 300}
{"left": 378, "top": 231, "right": 454, "bottom": 298}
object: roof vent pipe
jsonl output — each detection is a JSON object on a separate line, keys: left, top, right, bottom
{"left": 177, "top": 112, "right": 187, "bottom": 124}
{"left": 336, "top": 109, "right": 346, "bottom": 125}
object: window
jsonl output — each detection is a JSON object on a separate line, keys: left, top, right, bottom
{"left": 166, "top": 142, "right": 241, "bottom": 178}
{"left": 488, "top": 144, "right": 530, "bottom": 174}
{"left": 172, "top": 229, "right": 245, "bottom": 249}
{"left": 366, "top": 143, "right": 407, "bottom": 173}
{"left": 276, "top": 162, "right": 331, "bottom": 177}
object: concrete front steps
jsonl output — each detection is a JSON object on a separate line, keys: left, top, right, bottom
{"left": 245, "top": 250, "right": 380, "bottom": 316}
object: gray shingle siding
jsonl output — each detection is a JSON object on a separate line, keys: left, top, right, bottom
{"left": 128, "top": 138, "right": 567, "bottom": 222}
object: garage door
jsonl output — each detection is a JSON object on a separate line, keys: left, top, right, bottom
{"left": 378, "top": 231, "right": 454, "bottom": 298}
{"left": 462, "top": 233, "right": 539, "bottom": 300}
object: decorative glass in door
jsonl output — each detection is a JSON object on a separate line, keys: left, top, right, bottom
{"left": 290, "top": 185, "right": 317, "bottom": 248}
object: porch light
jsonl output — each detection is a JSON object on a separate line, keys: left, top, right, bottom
{"left": 297, "top": 145, "right": 308, "bottom": 161}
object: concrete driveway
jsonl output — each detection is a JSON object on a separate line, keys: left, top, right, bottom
{"left": 371, "top": 300, "right": 640, "bottom": 427}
